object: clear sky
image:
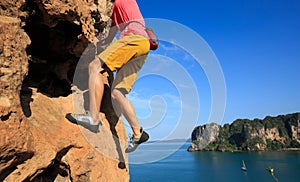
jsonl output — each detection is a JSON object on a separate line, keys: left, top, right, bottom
{"left": 123, "top": 0, "right": 300, "bottom": 140}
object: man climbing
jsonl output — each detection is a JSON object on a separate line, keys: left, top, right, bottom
{"left": 66, "top": 0, "right": 151, "bottom": 153}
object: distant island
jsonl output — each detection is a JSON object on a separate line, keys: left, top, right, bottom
{"left": 188, "top": 112, "right": 300, "bottom": 152}
{"left": 148, "top": 138, "right": 191, "bottom": 144}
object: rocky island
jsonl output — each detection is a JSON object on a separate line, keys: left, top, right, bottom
{"left": 188, "top": 113, "right": 300, "bottom": 152}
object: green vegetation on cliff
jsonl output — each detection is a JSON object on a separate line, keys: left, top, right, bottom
{"left": 195, "top": 113, "right": 300, "bottom": 152}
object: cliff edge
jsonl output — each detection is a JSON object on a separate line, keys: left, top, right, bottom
{"left": 0, "top": 0, "right": 129, "bottom": 181}
{"left": 189, "top": 113, "right": 300, "bottom": 152}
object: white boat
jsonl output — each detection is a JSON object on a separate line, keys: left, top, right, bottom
{"left": 241, "top": 160, "right": 247, "bottom": 171}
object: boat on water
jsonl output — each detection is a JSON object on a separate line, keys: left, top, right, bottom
{"left": 267, "top": 167, "right": 274, "bottom": 175}
{"left": 266, "top": 167, "right": 279, "bottom": 182}
{"left": 241, "top": 160, "right": 247, "bottom": 171}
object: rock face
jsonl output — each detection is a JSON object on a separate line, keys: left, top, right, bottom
{"left": 188, "top": 113, "right": 300, "bottom": 152}
{"left": 1, "top": 0, "right": 129, "bottom": 181}
{"left": 188, "top": 123, "right": 220, "bottom": 152}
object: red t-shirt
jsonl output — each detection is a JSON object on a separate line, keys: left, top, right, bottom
{"left": 111, "top": 0, "right": 148, "bottom": 38}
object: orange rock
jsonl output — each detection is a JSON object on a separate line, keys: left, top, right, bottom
{"left": 0, "top": 0, "right": 129, "bottom": 181}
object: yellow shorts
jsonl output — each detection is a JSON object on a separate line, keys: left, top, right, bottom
{"left": 98, "top": 34, "right": 150, "bottom": 94}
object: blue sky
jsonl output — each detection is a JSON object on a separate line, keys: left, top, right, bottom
{"left": 123, "top": 0, "right": 300, "bottom": 140}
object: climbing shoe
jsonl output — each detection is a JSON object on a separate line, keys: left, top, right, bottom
{"left": 125, "top": 128, "right": 149, "bottom": 153}
{"left": 66, "top": 111, "right": 102, "bottom": 133}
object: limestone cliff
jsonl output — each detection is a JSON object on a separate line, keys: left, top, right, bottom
{"left": 0, "top": 0, "right": 129, "bottom": 181}
{"left": 188, "top": 123, "right": 220, "bottom": 152}
{"left": 188, "top": 113, "right": 300, "bottom": 152}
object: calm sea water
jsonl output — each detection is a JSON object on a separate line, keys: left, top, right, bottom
{"left": 129, "top": 143, "right": 300, "bottom": 182}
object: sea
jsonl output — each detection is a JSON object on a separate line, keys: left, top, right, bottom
{"left": 129, "top": 142, "right": 300, "bottom": 182}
